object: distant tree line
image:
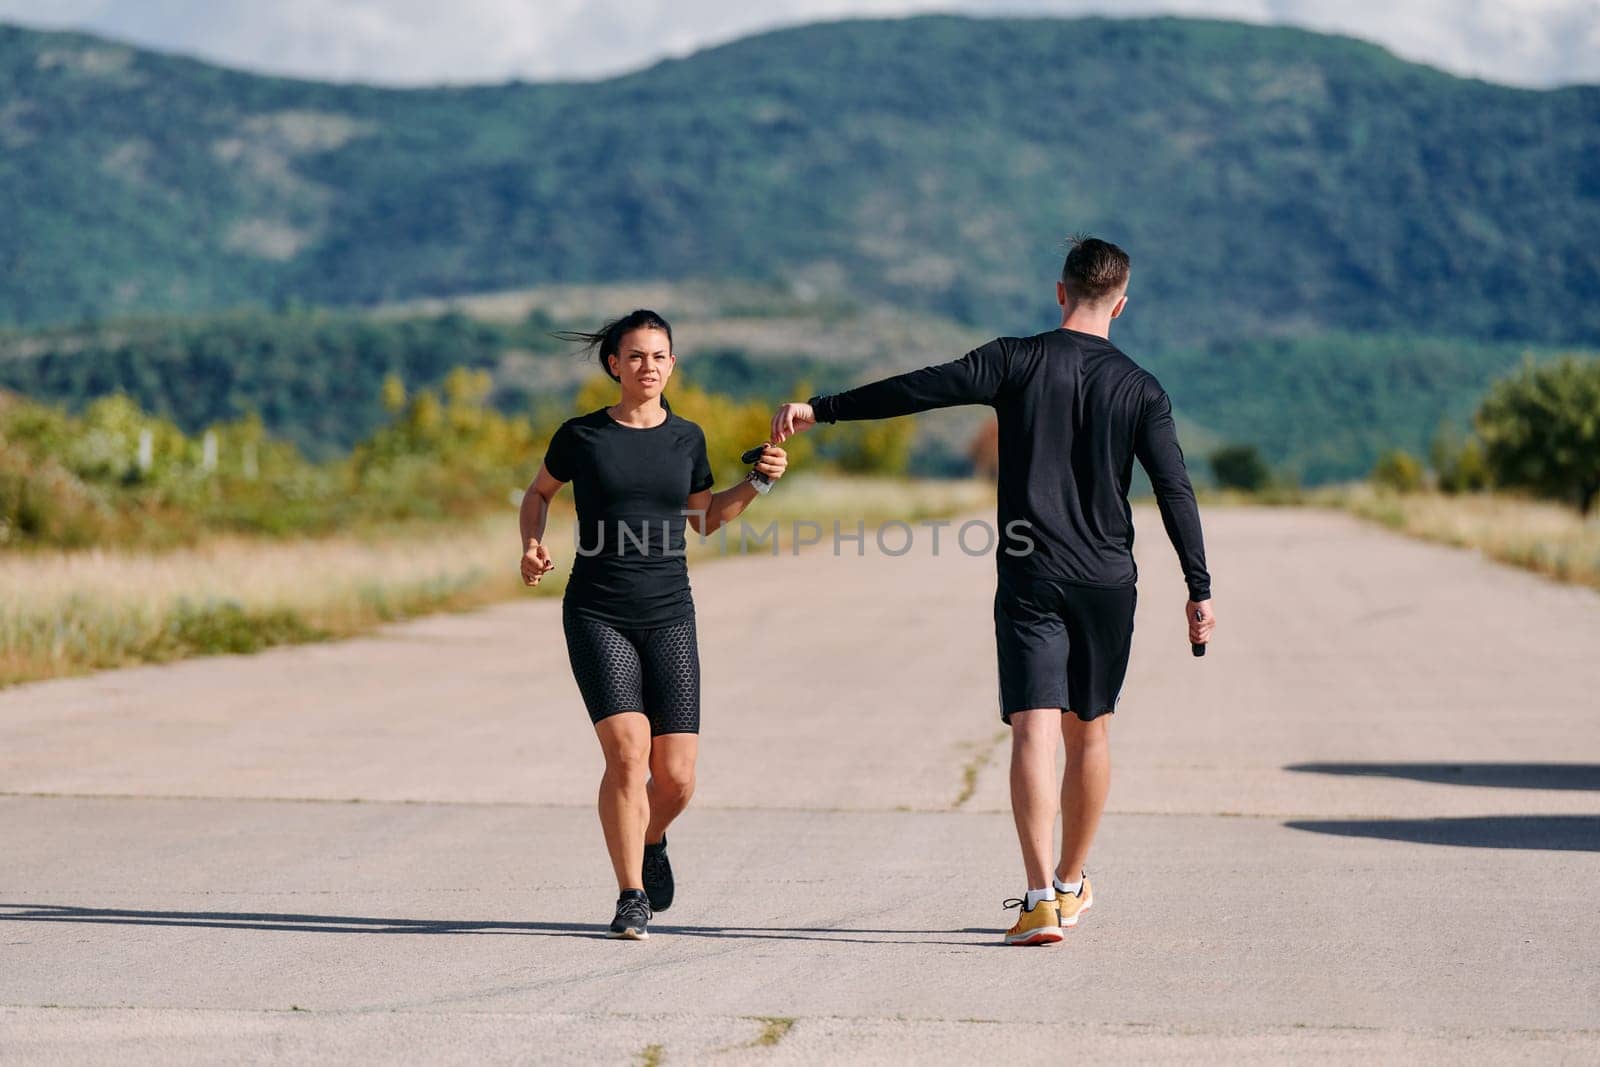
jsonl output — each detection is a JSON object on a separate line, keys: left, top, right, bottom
{"left": 0, "top": 309, "right": 560, "bottom": 458}
{"left": 3, "top": 304, "right": 1592, "bottom": 493}
{"left": 0, "top": 360, "right": 916, "bottom": 548}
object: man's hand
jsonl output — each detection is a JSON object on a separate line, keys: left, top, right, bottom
{"left": 771, "top": 402, "right": 816, "bottom": 444}
{"left": 1186, "top": 599, "right": 1215, "bottom": 647}
{"left": 521, "top": 541, "right": 555, "bottom": 587}
{"left": 753, "top": 444, "right": 788, "bottom": 482}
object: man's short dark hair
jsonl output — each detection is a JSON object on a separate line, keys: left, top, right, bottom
{"left": 1061, "top": 236, "right": 1130, "bottom": 304}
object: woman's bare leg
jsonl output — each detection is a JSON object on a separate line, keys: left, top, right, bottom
{"left": 594, "top": 712, "right": 652, "bottom": 891}
{"left": 645, "top": 733, "right": 698, "bottom": 844}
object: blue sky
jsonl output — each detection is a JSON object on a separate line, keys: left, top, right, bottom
{"left": 2, "top": 0, "right": 1597, "bottom": 87}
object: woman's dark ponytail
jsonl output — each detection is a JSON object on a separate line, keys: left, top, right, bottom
{"left": 553, "top": 309, "right": 673, "bottom": 382}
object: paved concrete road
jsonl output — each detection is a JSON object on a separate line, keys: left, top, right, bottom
{"left": 2, "top": 507, "right": 1598, "bottom": 1064}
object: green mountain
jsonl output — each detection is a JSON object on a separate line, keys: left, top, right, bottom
{"left": 1, "top": 16, "right": 1597, "bottom": 348}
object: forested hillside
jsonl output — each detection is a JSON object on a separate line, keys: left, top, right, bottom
{"left": 1, "top": 17, "right": 1596, "bottom": 348}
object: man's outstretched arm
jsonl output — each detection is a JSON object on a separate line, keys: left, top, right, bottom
{"left": 772, "top": 340, "right": 1008, "bottom": 441}
{"left": 1133, "top": 381, "right": 1216, "bottom": 646}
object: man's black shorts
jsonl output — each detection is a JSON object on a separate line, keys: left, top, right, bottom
{"left": 994, "top": 572, "right": 1136, "bottom": 724}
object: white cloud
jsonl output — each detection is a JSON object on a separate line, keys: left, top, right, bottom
{"left": 0, "top": 0, "right": 1596, "bottom": 87}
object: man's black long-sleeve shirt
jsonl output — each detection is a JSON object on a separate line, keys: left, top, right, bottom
{"left": 809, "top": 327, "right": 1210, "bottom": 601}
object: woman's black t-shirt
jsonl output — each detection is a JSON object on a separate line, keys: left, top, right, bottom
{"left": 542, "top": 405, "right": 714, "bottom": 629}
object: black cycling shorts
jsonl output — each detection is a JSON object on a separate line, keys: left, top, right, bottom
{"left": 994, "top": 572, "right": 1136, "bottom": 724}
{"left": 562, "top": 608, "right": 700, "bottom": 735}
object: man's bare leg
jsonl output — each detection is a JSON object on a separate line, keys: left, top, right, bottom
{"left": 1008, "top": 707, "right": 1060, "bottom": 889}
{"left": 1057, "top": 713, "right": 1111, "bottom": 883}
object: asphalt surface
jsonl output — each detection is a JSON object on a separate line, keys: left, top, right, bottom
{"left": 2, "top": 506, "right": 1598, "bottom": 1064}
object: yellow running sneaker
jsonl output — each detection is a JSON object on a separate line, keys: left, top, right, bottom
{"left": 1002, "top": 896, "right": 1064, "bottom": 946}
{"left": 1056, "top": 875, "right": 1094, "bottom": 929}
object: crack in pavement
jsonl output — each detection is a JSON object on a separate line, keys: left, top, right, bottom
{"left": 951, "top": 728, "right": 1009, "bottom": 809}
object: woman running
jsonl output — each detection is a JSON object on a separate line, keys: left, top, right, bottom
{"left": 518, "top": 309, "right": 788, "bottom": 940}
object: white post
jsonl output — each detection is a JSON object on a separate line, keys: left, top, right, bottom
{"left": 202, "top": 430, "right": 218, "bottom": 472}
{"left": 137, "top": 429, "right": 153, "bottom": 473}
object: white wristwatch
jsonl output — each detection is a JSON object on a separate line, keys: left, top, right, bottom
{"left": 745, "top": 471, "right": 772, "bottom": 495}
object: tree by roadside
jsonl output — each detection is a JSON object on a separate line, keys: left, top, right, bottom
{"left": 1475, "top": 357, "right": 1600, "bottom": 514}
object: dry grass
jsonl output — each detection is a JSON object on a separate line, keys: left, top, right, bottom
{"left": 1328, "top": 485, "right": 1600, "bottom": 592}
{"left": 749, "top": 1017, "right": 796, "bottom": 1047}
{"left": 0, "top": 513, "right": 549, "bottom": 686}
{"left": 0, "top": 476, "right": 992, "bottom": 687}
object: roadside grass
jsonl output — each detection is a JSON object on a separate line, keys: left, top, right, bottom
{"left": 26, "top": 468, "right": 1590, "bottom": 688}
{"left": 1199, "top": 484, "right": 1600, "bottom": 594}
{"left": 0, "top": 476, "right": 992, "bottom": 687}
{"left": 0, "top": 513, "right": 539, "bottom": 687}
{"left": 1329, "top": 486, "right": 1600, "bottom": 592}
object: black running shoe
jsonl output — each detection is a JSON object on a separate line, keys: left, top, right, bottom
{"left": 608, "top": 889, "right": 651, "bottom": 940}
{"left": 643, "top": 837, "right": 675, "bottom": 913}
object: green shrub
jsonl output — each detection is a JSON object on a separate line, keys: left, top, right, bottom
{"left": 1210, "top": 444, "right": 1271, "bottom": 492}
{"left": 0, "top": 430, "right": 116, "bottom": 547}
{"left": 1430, "top": 423, "right": 1491, "bottom": 493}
{"left": 1370, "top": 450, "right": 1425, "bottom": 493}
{"left": 152, "top": 600, "right": 324, "bottom": 658}
{"left": 829, "top": 418, "right": 914, "bottom": 476}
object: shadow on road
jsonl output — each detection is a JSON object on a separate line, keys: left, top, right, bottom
{"left": 1285, "top": 815, "right": 1600, "bottom": 852}
{"left": 1285, "top": 762, "right": 1600, "bottom": 791}
{"left": 0, "top": 904, "right": 994, "bottom": 947}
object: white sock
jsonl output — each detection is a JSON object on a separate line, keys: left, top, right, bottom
{"left": 1054, "top": 874, "right": 1083, "bottom": 897}
{"left": 1024, "top": 887, "right": 1056, "bottom": 910}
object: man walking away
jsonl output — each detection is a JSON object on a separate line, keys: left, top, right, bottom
{"left": 771, "top": 236, "right": 1215, "bottom": 945}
